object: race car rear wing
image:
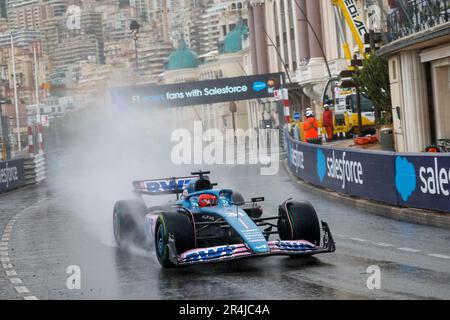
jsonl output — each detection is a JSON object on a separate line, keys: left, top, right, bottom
{"left": 132, "top": 176, "right": 196, "bottom": 196}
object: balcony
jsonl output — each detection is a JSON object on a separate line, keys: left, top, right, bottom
{"left": 387, "top": 0, "right": 449, "bottom": 41}
{"left": 294, "top": 58, "right": 348, "bottom": 101}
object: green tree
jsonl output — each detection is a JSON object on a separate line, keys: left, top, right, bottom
{"left": 354, "top": 52, "right": 392, "bottom": 126}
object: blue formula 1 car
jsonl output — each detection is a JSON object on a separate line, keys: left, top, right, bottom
{"left": 113, "top": 171, "right": 335, "bottom": 268}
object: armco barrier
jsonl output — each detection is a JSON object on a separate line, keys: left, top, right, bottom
{"left": 23, "top": 154, "right": 46, "bottom": 185}
{"left": 285, "top": 130, "right": 450, "bottom": 213}
{"left": 0, "top": 158, "right": 26, "bottom": 193}
{"left": 0, "top": 153, "right": 47, "bottom": 194}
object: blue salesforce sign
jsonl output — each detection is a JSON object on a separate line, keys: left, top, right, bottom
{"left": 316, "top": 149, "right": 326, "bottom": 183}
{"left": 252, "top": 81, "right": 267, "bottom": 92}
{"left": 285, "top": 130, "right": 449, "bottom": 213}
{"left": 111, "top": 73, "right": 283, "bottom": 109}
{"left": 395, "top": 156, "right": 416, "bottom": 202}
{"left": 395, "top": 155, "right": 450, "bottom": 212}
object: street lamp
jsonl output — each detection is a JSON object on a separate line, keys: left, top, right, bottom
{"left": 0, "top": 98, "right": 12, "bottom": 160}
{"left": 10, "top": 31, "right": 21, "bottom": 152}
{"left": 130, "top": 20, "right": 140, "bottom": 72}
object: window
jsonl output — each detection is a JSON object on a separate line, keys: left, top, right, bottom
{"left": 391, "top": 59, "right": 397, "bottom": 80}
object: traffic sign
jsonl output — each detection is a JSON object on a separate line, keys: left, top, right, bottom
{"left": 273, "top": 88, "right": 288, "bottom": 101}
{"left": 41, "top": 115, "right": 49, "bottom": 127}
{"left": 273, "top": 90, "right": 282, "bottom": 101}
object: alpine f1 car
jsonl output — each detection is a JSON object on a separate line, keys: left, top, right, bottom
{"left": 113, "top": 171, "right": 335, "bottom": 268}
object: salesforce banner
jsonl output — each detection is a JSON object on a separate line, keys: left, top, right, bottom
{"left": 0, "top": 159, "right": 25, "bottom": 194}
{"left": 286, "top": 132, "right": 450, "bottom": 213}
{"left": 110, "top": 73, "right": 283, "bottom": 109}
{"left": 395, "top": 154, "right": 450, "bottom": 212}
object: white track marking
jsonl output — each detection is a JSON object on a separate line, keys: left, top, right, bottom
{"left": 0, "top": 199, "right": 48, "bottom": 300}
{"left": 15, "top": 286, "right": 30, "bottom": 294}
{"left": 349, "top": 237, "right": 369, "bottom": 242}
{"left": 341, "top": 236, "right": 447, "bottom": 259}
{"left": 10, "top": 278, "right": 23, "bottom": 284}
{"left": 397, "top": 247, "right": 421, "bottom": 253}
{"left": 374, "top": 242, "right": 394, "bottom": 247}
{"left": 428, "top": 253, "right": 450, "bottom": 259}
{"left": 6, "top": 270, "right": 17, "bottom": 276}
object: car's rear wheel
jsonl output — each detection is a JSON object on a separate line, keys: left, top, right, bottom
{"left": 113, "top": 199, "right": 148, "bottom": 248}
{"left": 155, "top": 211, "right": 195, "bottom": 268}
{"left": 277, "top": 200, "right": 321, "bottom": 246}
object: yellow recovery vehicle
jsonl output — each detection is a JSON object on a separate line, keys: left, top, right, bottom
{"left": 322, "top": 0, "right": 376, "bottom": 137}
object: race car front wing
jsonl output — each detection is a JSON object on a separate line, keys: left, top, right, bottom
{"left": 167, "top": 221, "right": 336, "bottom": 266}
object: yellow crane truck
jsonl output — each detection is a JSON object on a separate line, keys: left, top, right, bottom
{"left": 322, "top": 0, "right": 376, "bottom": 137}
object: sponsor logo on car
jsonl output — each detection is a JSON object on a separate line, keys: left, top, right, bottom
{"left": 275, "top": 241, "right": 315, "bottom": 251}
{"left": 255, "top": 244, "right": 268, "bottom": 250}
{"left": 183, "top": 245, "right": 237, "bottom": 263}
{"left": 143, "top": 179, "right": 192, "bottom": 193}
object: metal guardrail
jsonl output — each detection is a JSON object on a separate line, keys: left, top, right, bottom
{"left": 285, "top": 128, "right": 450, "bottom": 213}
{"left": 0, "top": 148, "right": 73, "bottom": 194}
{"left": 387, "top": 0, "right": 449, "bottom": 41}
{"left": 23, "top": 154, "right": 46, "bottom": 186}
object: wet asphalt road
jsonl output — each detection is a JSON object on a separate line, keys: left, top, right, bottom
{"left": 1, "top": 108, "right": 450, "bottom": 300}
{"left": 1, "top": 161, "right": 450, "bottom": 300}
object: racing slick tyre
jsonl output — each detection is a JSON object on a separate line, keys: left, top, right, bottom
{"left": 155, "top": 211, "right": 195, "bottom": 268}
{"left": 277, "top": 200, "right": 321, "bottom": 246}
{"left": 113, "top": 199, "right": 148, "bottom": 248}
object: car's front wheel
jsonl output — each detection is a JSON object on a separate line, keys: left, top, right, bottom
{"left": 277, "top": 200, "right": 321, "bottom": 246}
{"left": 155, "top": 211, "right": 195, "bottom": 268}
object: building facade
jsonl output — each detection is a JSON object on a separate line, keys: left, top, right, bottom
{"left": 162, "top": 18, "right": 258, "bottom": 132}
{"left": 246, "top": 0, "right": 388, "bottom": 121}
{"left": 378, "top": 0, "right": 450, "bottom": 153}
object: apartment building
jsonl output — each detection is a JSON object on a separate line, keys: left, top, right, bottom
{"left": 8, "top": 0, "right": 51, "bottom": 30}
{"left": 199, "top": 0, "right": 248, "bottom": 55}
{"left": 51, "top": 33, "right": 101, "bottom": 68}
{"left": 162, "top": 17, "right": 256, "bottom": 132}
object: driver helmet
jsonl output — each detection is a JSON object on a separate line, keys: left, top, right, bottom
{"left": 198, "top": 194, "right": 218, "bottom": 208}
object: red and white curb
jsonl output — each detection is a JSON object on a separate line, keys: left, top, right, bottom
{"left": 0, "top": 202, "right": 46, "bottom": 301}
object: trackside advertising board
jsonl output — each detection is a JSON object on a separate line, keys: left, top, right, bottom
{"left": 286, "top": 131, "right": 450, "bottom": 213}
{"left": 0, "top": 159, "right": 26, "bottom": 194}
{"left": 110, "top": 73, "right": 283, "bottom": 109}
